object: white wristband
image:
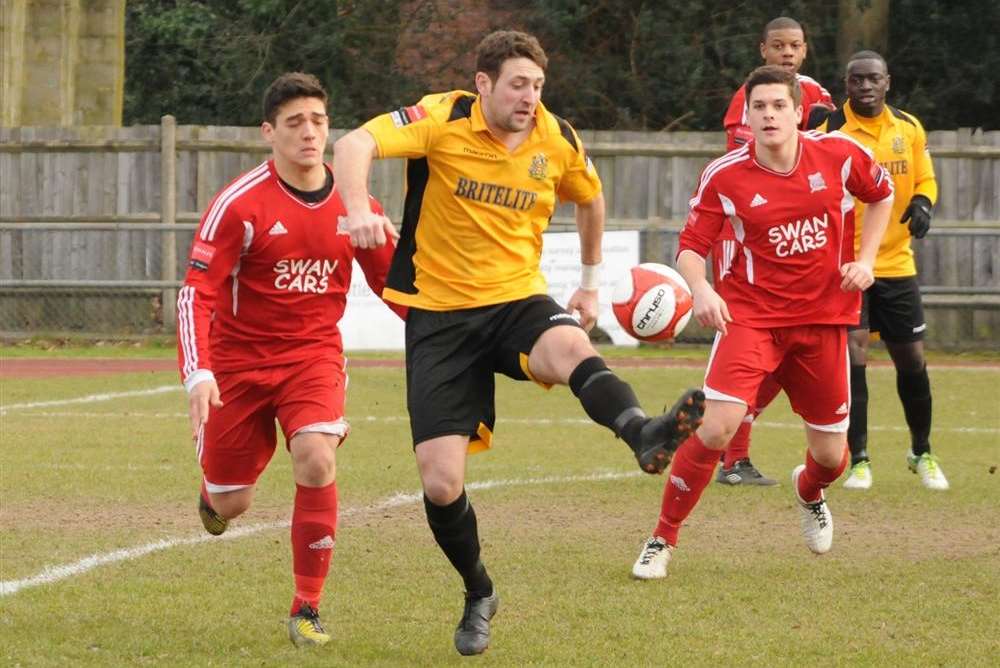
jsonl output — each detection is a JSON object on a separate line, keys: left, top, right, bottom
{"left": 580, "top": 263, "right": 601, "bottom": 291}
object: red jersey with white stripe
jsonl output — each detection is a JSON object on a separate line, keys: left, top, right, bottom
{"left": 723, "top": 74, "right": 832, "bottom": 151}
{"left": 680, "top": 131, "right": 894, "bottom": 328}
{"left": 177, "top": 160, "right": 401, "bottom": 385}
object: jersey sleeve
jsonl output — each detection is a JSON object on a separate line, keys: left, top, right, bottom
{"left": 362, "top": 95, "right": 442, "bottom": 159}
{"left": 555, "top": 123, "right": 602, "bottom": 204}
{"left": 723, "top": 87, "right": 753, "bottom": 151}
{"left": 176, "top": 200, "right": 247, "bottom": 389}
{"left": 841, "top": 136, "right": 894, "bottom": 204}
{"left": 353, "top": 196, "right": 408, "bottom": 320}
{"left": 678, "top": 166, "right": 728, "bottom": 259}
{"left": 909, "top": 115, "right": 938, "bottom": 205}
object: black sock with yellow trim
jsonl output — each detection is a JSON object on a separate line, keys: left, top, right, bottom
{"left": 569, "top": 356, "right": 647, "bottom": 452}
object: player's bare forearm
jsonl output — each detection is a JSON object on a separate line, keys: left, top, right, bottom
{"left": 575, "top": 193, "right": 605, "bottom": 266}
{"left": 332, "top": 129, "right": 378, "bottom": 215}
{"left": 333, "top": 129, "right": 396, "bottom": 248}
{"left": 857, "top": 196, "right": 893, "bottom": 267}
{"left": 679, "top": 249, "right": 731, "bottom": 333}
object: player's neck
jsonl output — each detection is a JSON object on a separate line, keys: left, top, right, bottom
{"left": 851, "top": 100, "right": 884, "bottom": 118}
{"left": 486, "top": 122, "right": 533, "bottom": 152}
{"left": 755, "top": 134, "right": 800, "bottom": 173}
{"left": 272, "top": 157, "right": 328, "bottom": 192}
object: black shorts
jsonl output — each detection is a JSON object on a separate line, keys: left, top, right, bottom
{"left": 404, "top": 295, "right": 583, "bottom": 450}
{"left": 850, "top": 276, "right": 926, "bottom": 343}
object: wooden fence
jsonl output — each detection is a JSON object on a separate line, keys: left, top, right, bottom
{"left": 1, "top": 118, "right": 998, "bottom": 346}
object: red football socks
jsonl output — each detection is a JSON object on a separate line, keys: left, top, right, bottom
{"left": 290, "top": 481, "right": 338, "bottom": 615}
{"left": 653, "top": 434, "right": 722, "bottom": 546}
{"left": 796, "top": 447, "right": 849, "bottom": 503}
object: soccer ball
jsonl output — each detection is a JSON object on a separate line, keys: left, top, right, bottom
{"left": 612, "top": 263, "right": 693, "bottom": 342}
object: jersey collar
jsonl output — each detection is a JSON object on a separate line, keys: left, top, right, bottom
{"left": 842, "top": 101, "right": 891, "bottom": 137}
{"left": 470, "top": 96, "right": 549, "bottom": 142}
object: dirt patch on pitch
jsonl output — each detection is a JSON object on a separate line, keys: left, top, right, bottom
{"left": 2, "top": 498, "right": 290, "bottom": 534}
{"left": 344, "top": 487, "right": 999, "bottom": 565}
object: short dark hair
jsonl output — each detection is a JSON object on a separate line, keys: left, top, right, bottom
{"left": 846, "top": 50, "right": 889, "bottom": 74}
{"left": 475, "top": 30, "right": 548, "bottom": 82}
{"left": 745, "top": 65, "right": 802, "bottom": 107}
{"left": 761, "top": 16, "right": 804, "bottom": 43}
{"left": 262, "top": 72, "right": 328, "bottom": 124}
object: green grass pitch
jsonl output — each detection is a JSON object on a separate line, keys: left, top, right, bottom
{"left": 2, "top": 349, "right": 998, "bottom": 666}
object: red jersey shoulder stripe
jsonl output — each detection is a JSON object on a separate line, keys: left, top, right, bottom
{"left": 200, "top": 162, "right": 271, "bottom": 242}
{"left": 689, "top": 147, "right": 750, "bottom": 208}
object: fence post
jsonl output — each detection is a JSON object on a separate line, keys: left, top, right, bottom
{"left": 160, "top": 114, "right": 177, "bottom": 330}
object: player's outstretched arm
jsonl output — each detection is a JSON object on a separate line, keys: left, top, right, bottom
{"left": 841, "top": 195, "right": 893, "bottom": 291}
{"left": 567, "top": 193, "right": 605, "bottom": 331}
{"left": 187, "top": 378, "right": 222, "bottom": 439}
{"left": 678, "top": 249, "right": 731, "bottom": 334}
{"left": 333, "top": 129, "right": 398, "bottom": 249}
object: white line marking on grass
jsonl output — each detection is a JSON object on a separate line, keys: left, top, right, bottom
{"left": 0, "top": 470, "right": 640, "bottom": 598}
{"left": 9, "top": 411, "right": 1000, "bottom": 435}
{"left": 0, "top": 385, "right": 179, "bottom": 414}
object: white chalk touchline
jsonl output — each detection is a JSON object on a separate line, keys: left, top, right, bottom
{"left": 0, "top": 470, "right": 640, "bottom": 598}
{"left": 8, "top": 410, "right": 999, "bottom": 434}
{"left": 0, "top": 385, "right": 179, "bottom": 413}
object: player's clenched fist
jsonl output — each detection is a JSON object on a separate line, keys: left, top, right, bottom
{"left": 338, "top": 210, "right": 398, "bottom": 249}
{"left": 839, "top": 261, "right": 874, "bottom": 291}
{"left": 691, "top": 281, "right": 732, "bottom": 335}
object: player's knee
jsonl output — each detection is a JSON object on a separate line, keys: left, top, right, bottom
{"left": 422, "top": 476, "right": 464, "bottom": 506}
{"left": 698, "top": 421, "right": 737, "bottom": 449}
{"left": 888, "top": 341, "right": 925, "bottom": 373}
{"left": 291, "top": 438, "right": 337, "bottom": 485}
{"left": 211, "top": 489, "right": 253, "bottom": 519}
{"left": 848, "top": 332, "right": 868, "bottom": 365}
{"left": 531, "top": 326, "right": 596, "bottom": 382}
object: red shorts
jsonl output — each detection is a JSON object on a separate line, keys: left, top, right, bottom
{"left": 704, "top": 323, "right": 850, "bottom": 432}
{"left": 196, "top": 357, "right": 348, "bottom": 490}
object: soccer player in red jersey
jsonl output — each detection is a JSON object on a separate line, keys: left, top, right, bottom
{"left": 632, "top": 65, "right": 894, "bottom": 580}
{"left": 715, "top": 16, "right": 836, "bottom": 486}
{"left": 176, "top": 72, "right": 402, "bottom": 646}
{"left": 723, "top": 16, "right": 833, "bottom": 152}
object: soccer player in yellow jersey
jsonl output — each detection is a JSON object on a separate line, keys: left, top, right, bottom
{"left": 334, "top": 30, "right": 704, "bottom": 655}
{"left": 819, "top": 50, "right": 948, "bottom": 490}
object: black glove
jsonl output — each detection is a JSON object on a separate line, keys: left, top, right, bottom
{"left": 901, "top": 195, "right": 932, "bottom": 239}
{"left": 806, "top": 103, "right": 833, "bottom": 130}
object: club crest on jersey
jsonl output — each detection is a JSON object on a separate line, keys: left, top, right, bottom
{"left": 892, "top": 136, "right": 905, "bottom": 154}
{"left": 529, "top": 153, "right": 548, "bottom": 180}
{"left": 390, "top": 105, "right": 427, "bottom": 128}
{"left": 808, "top": 171, "right": 827, "bottom": 193}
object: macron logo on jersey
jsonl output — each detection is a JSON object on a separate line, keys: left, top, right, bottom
{"left": 750, "top": 193, "right": 768, "bottom": 208}
{"left": 268, "top": 220, "right": 288, "bottom": 236}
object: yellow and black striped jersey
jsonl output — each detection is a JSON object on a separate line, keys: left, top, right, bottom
{"left": 362, "top": 90, "right": 602, "bottom": 310}
{"left": 820, "top": 101, "right": 937, "bottom": 277}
